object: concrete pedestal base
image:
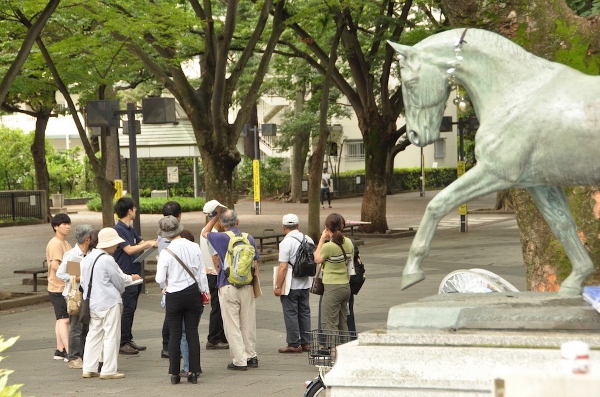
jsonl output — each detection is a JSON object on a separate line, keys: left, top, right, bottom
{"left": 325, "top": 293, "right": 600, "bottom": 396}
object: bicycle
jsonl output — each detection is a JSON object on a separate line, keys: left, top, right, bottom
{"left": 303, "top": 329, "right": 357, "bottom": 397}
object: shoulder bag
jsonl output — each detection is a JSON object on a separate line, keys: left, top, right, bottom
{"left": 310, "top": 264, "right": 324, "bottom": 295}
{"left": 79, "top": 253, "right": 106, "bottom": 324}
{"left": 165, "top": 248, "right": 209, "bottom": 304}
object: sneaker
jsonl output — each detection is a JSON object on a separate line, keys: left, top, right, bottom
{"left": 68, "top": 357, "right": 83, "bottom": 369}
{"left": 301, "top": 343, "right": 310, "bottom": 352}
{"left": 119, "top": 343, "right": 139, "bottom": 355}
{"left": 161, "top": 349, "right": 169, "bottom": 358}
{"left": 82, "top": 372, "right": 99, "bottom": 378}
{"left": 128, "top": 340, "right": 146, "bottom": 351}
{"left": 227, "top": 363, "right": 247, "bottom": 371}
{"left": 53, "top": 349, "right": 67, "bottom": 361}
{"left": 206, "top": 341, "right": 229, "bottom": 350}
{"left": 100, "top": 373, "right": 125, "bottom": 379}
{"left": 278, "top": 345, "right": 302, "bottom": 353}
{"left": 247, "top": 356, "right": 258, "bottom": 368}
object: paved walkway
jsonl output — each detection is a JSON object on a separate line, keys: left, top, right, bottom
{"left": 0, "top": 191, "right": 523, "bottom": 396}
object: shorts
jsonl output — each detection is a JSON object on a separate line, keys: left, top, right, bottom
{"left": 49, "top": 292, "right": 69, "bottom": 320}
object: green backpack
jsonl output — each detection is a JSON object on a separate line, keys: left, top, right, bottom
{"left": 223, "top": 231, "right": 256, "bottom": 287}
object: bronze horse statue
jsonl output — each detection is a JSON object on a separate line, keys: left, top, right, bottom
{"left": 389, "top": 28, "right": 598, "bottom": 295}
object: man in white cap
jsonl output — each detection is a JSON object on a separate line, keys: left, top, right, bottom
{"left": 273, "top": 214, "right": 313, "bottom": 353}
{"left": 80, "top": 228, "right": 141, "bottom": 380}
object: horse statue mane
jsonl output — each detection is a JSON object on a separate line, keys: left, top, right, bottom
{"left": 388, "top": 28, "right": 599, "bottom": 296}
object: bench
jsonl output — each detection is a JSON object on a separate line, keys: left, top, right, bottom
{"left": 344, "top": 221, "right": 371, "bottom": 236}
{"left": 254, "top": 229, "right": 286, "bottom": 253}
{"left": 14, "top": 264, "right": 48, "bottom": 292}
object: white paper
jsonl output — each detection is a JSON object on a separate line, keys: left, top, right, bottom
{"left": 273, "top": 266, "right": 292, "bottom": 295}
{"left": 125, "top": 278, "right": 144, "bottom": 287}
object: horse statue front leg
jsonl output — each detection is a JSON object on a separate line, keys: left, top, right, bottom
{"left": 526, "top": 186, "right": 594, "bottom": 295}
{"left": 402, "top": 167, "right": 512, "bottom": 289}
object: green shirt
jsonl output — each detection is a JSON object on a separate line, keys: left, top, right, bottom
{"left": 320, "top": 237, "right": 354, "bottom": 285}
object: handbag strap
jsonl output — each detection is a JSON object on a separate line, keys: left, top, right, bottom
{"left": 335, "top": 241, "right": 349, "bottom": 263}
{"left": 165, "top": 248, "right": 196, "bottom": 282}
{"left": 85, "top": 253, "right": 106, "bottom": 300}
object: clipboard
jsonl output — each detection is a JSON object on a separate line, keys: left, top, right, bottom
{"left": 134, "top": 247, "right": 156, "bottom": 263}
{"left": 67, "top": 261, "right": 81, "bottom": 276}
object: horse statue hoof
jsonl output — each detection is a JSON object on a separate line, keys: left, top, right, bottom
{"left": 401, "top": 270, "right": 426, "bottom": 290}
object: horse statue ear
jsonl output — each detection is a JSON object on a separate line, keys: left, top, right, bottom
{"left": 387, "top": 40, "right": 416, "bottom": 62}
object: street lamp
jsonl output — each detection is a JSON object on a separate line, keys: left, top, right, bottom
{"left": 86, "top": 98, "right": 175, "bottom": 233}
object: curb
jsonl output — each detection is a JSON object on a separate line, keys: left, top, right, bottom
{"left": 0, "top": 293, "right": 49, "bottom": 311}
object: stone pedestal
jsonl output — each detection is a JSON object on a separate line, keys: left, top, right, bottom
{"left": 325, "top": 293, "right": 600, "bottom": 396}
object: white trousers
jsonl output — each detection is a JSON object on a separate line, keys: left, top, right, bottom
{"left": 219, "top": 285, "right": 257, "bottom": 366}
{"left": 82, "top": 304, "right": 122, "bottom": 375}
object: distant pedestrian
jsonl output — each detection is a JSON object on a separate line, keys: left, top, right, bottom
{"left": 321, "top": 168, "right": 332, "bottom": 209}
{"left": 274, "top": 214, "right": 312, "bottom": 353}
{"left": 46, "top": 213, "right": 72, "bottom": 362}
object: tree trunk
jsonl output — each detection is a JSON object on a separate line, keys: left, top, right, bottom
{"left": 440, "top": 0, "right": 600, "bottom": 289}
{"left": 493, "top": 189, "right": 513, "bottom": 211}
{"left": 289, "top": 84, "right": 307, "bottom": 203}
{"left": 359, "top": 116, "right": 398, "bottom": 233}
{"left": 31, "top": 112, "right": 51, "bottom": 219}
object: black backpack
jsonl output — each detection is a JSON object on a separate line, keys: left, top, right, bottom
{"left": 289, "top": 235, "right": 317, "bottom": 277}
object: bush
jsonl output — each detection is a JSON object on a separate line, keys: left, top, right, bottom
{"left": 0, "top": 335, "right": 23, "bottom": 396}
{"left": 86, "top": 196, "right": 206, "bottom": 213}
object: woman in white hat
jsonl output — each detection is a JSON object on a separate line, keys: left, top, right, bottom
{"left": 155, "top": 215, "right": 209, "bottom": 385}
{"left": 81, "top": 227, "right": 141, "bottom": 380}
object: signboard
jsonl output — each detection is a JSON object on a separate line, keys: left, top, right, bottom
{"left": 114, "top": 179, "right": 123, "bottom": 200}
{"left": 252, "top": 160, "right": 260, "bottom": 202}
{"left": 167, "top": 166, "right": 179, "bottom": 184}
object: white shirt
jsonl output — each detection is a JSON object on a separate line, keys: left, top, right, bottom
{"left": 200, "top": 230, "right": 218, "bottom": 275}
{"left": 56, "top": 243, "right": 86, "bottom": 297}
{"left": 321, "top": 172, "right": 331, "bottom": 189}
{"left": 155, "top": 237, "right": 209, "bottom": 294}
{"left": 278, "top": 229, "right": 313, "bottom": 290}
{"left": 80, "top": 249, "right": 126, "bottom": 311}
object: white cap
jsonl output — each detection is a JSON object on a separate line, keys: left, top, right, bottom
{"left": 203, "top": 199, "right": 227, "bottom": 214}
{"left": 96, "top": 228, "right": 125, "bottom": 249}
{"left": 282, "top": 213, "right": 299, "bottom": 226}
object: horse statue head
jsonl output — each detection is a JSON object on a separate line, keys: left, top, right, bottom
{"left": 387, "top": 41, "right": 452, "bottom": 147}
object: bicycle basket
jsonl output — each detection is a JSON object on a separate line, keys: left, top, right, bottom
{"left": 307, "top": 329, "right": 357, "bottom": 367}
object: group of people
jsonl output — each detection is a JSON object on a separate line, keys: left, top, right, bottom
{"left": 46, "top": 192, "right": 357, "bottom": 384}
{"left": 274, "top": 212, "right": 359, "bottom": 354}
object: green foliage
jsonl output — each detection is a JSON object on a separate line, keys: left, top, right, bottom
{"left": 567, "top": 0, "right": 600, "bottom": 16}
{"left": 341, "top": 167, "right": 458, "bottom": 191}
{"left": 0, "top": 126, "right": 35, "bottom": 191}
{"left": 86, "top": 196, "right": 205, "bottom": 214}
{"left": 47, "top": 147, "right": 86, "bottom": 196}
{"left": 0, "top": 335, "right": 22, "bottom": 397}
{"left": 235, "top": 156, "right": 290, "bottom": 196}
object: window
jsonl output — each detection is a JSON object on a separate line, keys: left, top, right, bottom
{"left": 434, "top": 138, "right": 446, "bottom": 159}
{"left": 345, "top": 140, "right": 364, "bottom": 161}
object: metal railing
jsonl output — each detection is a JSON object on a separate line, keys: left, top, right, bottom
{"left": 0, "top": 190, "right": 47, "bottom": 225}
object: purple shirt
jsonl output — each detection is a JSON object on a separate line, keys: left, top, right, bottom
{"left": 206, "top": 227, "right": 259, "bottom": 288}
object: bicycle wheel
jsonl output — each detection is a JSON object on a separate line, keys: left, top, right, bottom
{"left": 304, "top": 377, "right": 325, "bottom": 397}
